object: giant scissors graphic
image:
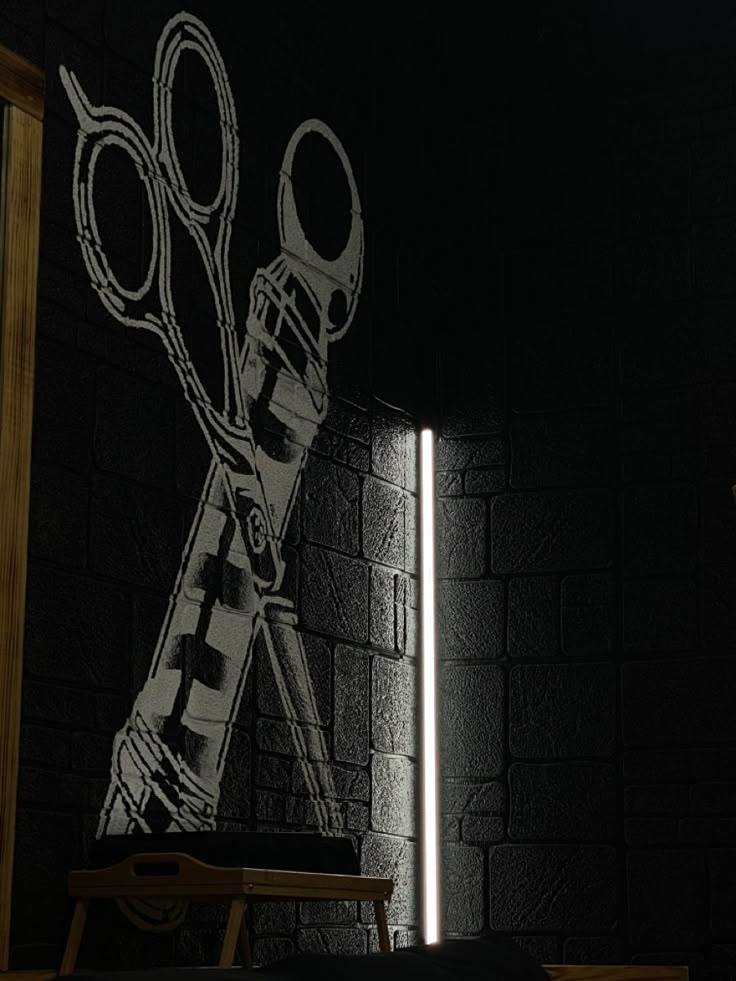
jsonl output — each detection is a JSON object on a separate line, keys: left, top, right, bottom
{"left": 60, "top": 11, "right": 364, "bottom": 860}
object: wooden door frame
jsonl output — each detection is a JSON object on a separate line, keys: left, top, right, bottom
{"left": 0, "top": 44, "right": 44, "bottom": 975}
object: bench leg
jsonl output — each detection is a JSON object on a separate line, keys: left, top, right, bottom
{"left": 60, "top": 899, "right": 89, "bottom": 975}
{"left": 220, "top": 898, "right": 247, "bottom": 968}
{"left": 373, "top": 900, "right": 391, "bottom": 953}
{"left": 238, "top": 907, "right": 253, "bottom": 968}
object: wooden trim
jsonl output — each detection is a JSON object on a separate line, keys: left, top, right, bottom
{"left": 0, "top": 103, "right": 43, "bottom": 972}
{"left": 218, "top": 899, "right": 246, "bottom": 969}
{"left": 544, "top": 967, "right": 689, "bottom": 981}
{"left": 58, "top": 901, "right": 88, "bottom": 977}
{"left": 68, "top": 852, "right": 394, "bottom": 902}
{"left": 0, "top": 47, "right": 44, "bottom": 121}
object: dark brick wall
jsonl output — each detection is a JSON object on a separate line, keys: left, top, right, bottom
{"left": 435, "top": 3, "right": 736, "bottom": 979}
{"left": 4, "top": 0, "right": 433, "bottom": 968}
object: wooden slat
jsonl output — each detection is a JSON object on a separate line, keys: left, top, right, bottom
{"left": 68, "top": 852, "right": 394, "bottom": 902}
{"left": 545, "top": 966, "right": 688, "bottom": 981}
{"left": 0, "top": 48, "right": 43, "bottom": 121}
{"left": 0, "top": 105, "right": 43, "bottom": 972}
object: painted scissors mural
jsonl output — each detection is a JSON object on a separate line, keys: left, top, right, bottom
{"left": 60, "top": 12, "right": 363, "bottom": 844}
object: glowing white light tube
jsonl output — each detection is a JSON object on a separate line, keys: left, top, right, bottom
{"left": 420, "top": 428, "right": 440, "bottom": 944}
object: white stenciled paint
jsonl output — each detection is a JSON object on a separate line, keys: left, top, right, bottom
{"left": 60, "top": 11, "right": 364, "bottom": 860}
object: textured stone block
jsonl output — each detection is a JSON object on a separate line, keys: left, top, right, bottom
{"left": 257, "top": 632, "right": 330, "bottom": 726}
{"left": 347, "top": 803, "right": 369, "bottom": 831}
{"left": 90, "top": 474, "right": 181, "bottom": 591}
{"left": 326, "top": 400, "right": 369, "bottom": 445}
{"left": 623, "top": 578, "right": 697, "bottom": 652}
{"left": 334, "top": 644, "right": 369, "bottom": 765}
{"left": 438, "top": 437, "right": 506, "bottom": 471}
{"left": 437, "top": 498, "right": 486, "bottom": 578}
{"left": 28, "top": 463, "right": 88, "bottom": 567}
{"left": 256, "top": 755, "right": 290, "bottom": 792}
{"left": 442, "top": 780, "right": 505, "bottom": 815}
{"left": 19, "top": 724, "right": 71, "bottom": 770}
{"left": 622, "top": 658, "right": 736, "bottom": 746}
{"left": 302, "top": 457, "right": 360, "bottom": 555}
{"left": 297, "top": 927, "right": 367, "bottom": 956}
{"left": 71, "top": 731, "right": 113, "bottom": 773}
{"left": 437, "top": 472, "right": 463, "bottom": 496}
{"left": 442, "top": 843, "right": 484, "bottom": 934}
{"left": 507, "top": 577, "right": 558, "bottom": 657}
{"left": 362, "top": 477, "right": 405, "bottom": 569}
{"left": 405, "top": 497, "right": 418, "bottom": 575}
{"left": 513, "top": 936, "right": 560, "bottom": 964}
{"left": 257, "top": 719, "right": 323, "bottom": 759}
{"left": 372, "top": 657, "right": 415, "bottom": 757}
{"left": 295, "top": 763, "right": 368, "bottom": 803}
{"left": 298, "top": 901, "right": 357, "bottom": 925}
{"left": 219, "top": 728, "right": 251, "bottom": 821}
{"left": 371, "top": 754, "right": 415, "bottom": 837}
{"left": 252, "top": 901, "right": 296, "bottom": 934}
{"left": 492, "top": 491, "right": 614, "bottom": 573}
{"left": 510, "top": 663, "right": 615, "bottom": 758}
{"left": 464, "top": 470, "right": 506, "bottom": 494}
{"left": 490, "top": 845, "right": 616, "bottom": 930}
{"left": 256, "top": 789, "right": 285, "bottom": 823}
{"left": 622, "top": 484, "right": 697, "bottom": 574}
{"left": 312, "top": 429, "right": 369, "bottom": 473}
{"left": 441, "top": 664, "right": 503, "bottom": 777}
{"left": 32, "top": 338, "right": 95, "bottom": 472}
{"left": 442, "top": 815, "right": 462, "bottom": 842}
{"left": 370, "top": 566, "right": 407, "bottom": 654}
{"left": 361, "top": 834, "right": 416, "bottom": 923}
{"left": 561, "top": 574, "right": 615, "bottom": 656}
{"left": 511, "top": 414, "right": 613, "bottom": 488}
{"left": 252, "top": 938, "right": 295, "bottom": 968}
{"left": 627, "top": 850, "right": 706, "bottom": 947}
{"left": 510, "top": 763, "right": 616, "bottom": 840}
{"left": 95, "top": 366, "right": 176, "bottom": 490}
{"left": 371, "top": 411, "right": 412, "bottom": 488}
{"left": 462, "top": 815, "right": 504, "bottom": 842}
{"left": 21, "top": 682, "right": 95, "bottom": 730}
{"left": 18, "top": 767, "right": 61, "bottom": 806}
{"left": 438, "top": 580, "right": 504, "bottom": 659}
{"left": 563, "top": 937, "right": 623, "bottom": 964}
{"left": 24, "top": 565, "right": 129, "bottom": 690}
{"left": 300, "top": 546, "right": 368, "bottom": 644}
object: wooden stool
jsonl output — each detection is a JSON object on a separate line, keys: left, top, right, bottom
{"left": 60, "top": 852, "right": 394, "bottom": 975}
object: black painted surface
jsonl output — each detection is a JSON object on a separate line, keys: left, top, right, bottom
{"left": 6, "top": 0, "right": 430, "bottom": 969}
{"left": 435, "top": 3, "right": 736, "bottom": 980}
{"left": 4, "top": 0, "right": 736, "bottom": 976}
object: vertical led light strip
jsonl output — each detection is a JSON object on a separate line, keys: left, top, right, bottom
{"left": 420, "top": 428, "right": 440, "bottom": 943}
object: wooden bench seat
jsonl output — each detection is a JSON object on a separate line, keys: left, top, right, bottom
{"left": 60, "top": 852, "right": 393, "bottom": 975}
